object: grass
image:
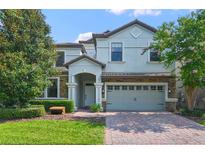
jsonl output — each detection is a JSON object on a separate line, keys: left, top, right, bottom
{"left": 199, "top": 121, "right": 205, "bottom": 126}
{"left": 0, "top": 120, "right": 104, "bottom": 145}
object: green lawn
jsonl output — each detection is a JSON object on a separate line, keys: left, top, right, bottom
{"left": 0, "top": 120, "right": 104, "bottom": 144}
{"left": 199, "top": 121, "right": 205, "bottom": 126}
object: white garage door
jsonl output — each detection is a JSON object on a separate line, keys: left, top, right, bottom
{"left": 106, "top": 85, "right": 165, "bottom": 111}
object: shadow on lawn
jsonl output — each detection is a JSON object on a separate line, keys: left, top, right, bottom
{"left": 105, "top": 112, "right": 205, "bottom": 134}
{"left": 0, "top": 115, "right": 105, "bottom": 126}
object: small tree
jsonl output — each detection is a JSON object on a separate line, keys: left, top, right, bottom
{"left": 149, "top": 10, "right": 205, "bottom": 110}
{"left": 0, "top": 10, "right": 57, "bottom": 107}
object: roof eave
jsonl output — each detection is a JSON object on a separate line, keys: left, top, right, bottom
{"left": 93, "top": 19, "right": 157, "bottom": 39}
{"left": 63, "top": 55, "right": 106, "bottom": 68}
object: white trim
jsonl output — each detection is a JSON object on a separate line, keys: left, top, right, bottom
{"left": 130, "top": 25, "right": 143, "bottom": 39}
{"left": 166, "top": 98, "right": 178, "bottom": 102}
{"left": 104, "top": 82, "right": 169, "bottom": 101}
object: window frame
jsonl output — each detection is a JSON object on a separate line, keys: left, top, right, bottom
{"left": 55, "top": 50, "right": 65, "bottom": 67}
{"left": 44, "top": 77, "right": 60, "bottom": 99}
{"left": 147, "top": 42, "right": 161, "bottom": 63}
{"left": 110, "top": 42, "right": 123, "bottom": 62}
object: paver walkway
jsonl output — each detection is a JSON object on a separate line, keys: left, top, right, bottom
{"left": 105, "top": 112, "right": 205, "bottom": 144}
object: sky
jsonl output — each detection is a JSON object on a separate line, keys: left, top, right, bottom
{"left": 42, "top": 9, "right": 191, "bottom": 43}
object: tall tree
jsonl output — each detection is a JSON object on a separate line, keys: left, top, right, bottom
{"left": 149, "top": 10, "right": 205, "bottom": 110}
{"left": 0, "top": 10, "right": 57, "bottom": 107}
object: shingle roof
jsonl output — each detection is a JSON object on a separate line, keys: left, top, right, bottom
{"left": 92, "top": 19, "right": 157, "bottom": 38}
{"left": 79, "top": 38, "right": 94, "bottom": 44}
{"left": 64, "top": 54, "right": 106, "bottom": 68}
{"left": 55, "top": 42, "right": 86, "bottom": 53}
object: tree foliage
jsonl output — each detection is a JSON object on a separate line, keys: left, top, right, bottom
{"left": 150, "top": 10, "right": 205, "bottom": 110}
{"left": 0, "top": 10, "right": 57, "bottom": 107}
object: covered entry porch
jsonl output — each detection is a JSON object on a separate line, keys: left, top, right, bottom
{"left": 75, "top": 73, "right": 103, "bottom": 108}
{"left": 64, "top": 55, "right": 105, "bottom": 110}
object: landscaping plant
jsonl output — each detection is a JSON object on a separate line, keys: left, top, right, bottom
{"left": 0, "top": 10, "right": 57, "bottom": 108}
{"left": 147, "top": 10, "right": 205, "bottom": 110}
{"left": 90, "top": 104, "right": 103, "bottom": 112}
{"left": 29, "top": 100, "right": 75, "bottom": 113}
{"left": 0, "top": 105, "right": 45, "bottom": 119}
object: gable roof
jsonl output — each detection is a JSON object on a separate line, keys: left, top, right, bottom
{"left": 55, "top": 42, "right": 86, "bottom": 53}
{"left": 92, "top": 19, "right": 157, "bottom": 38}
{"left": 79, "top": 38, "right": 94, "bottom": 44}
{"left": 64, "top": 54, "right": 106, "bottom": 68}
{"left": 78, "top": 31, "right": 110, "bottom": 44}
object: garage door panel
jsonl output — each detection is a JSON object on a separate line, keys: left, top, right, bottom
{"left": 106, "top": 85, "right": 165, "bottom": 111}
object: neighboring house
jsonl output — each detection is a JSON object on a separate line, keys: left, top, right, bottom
{"left": 39, "top": 19, "right": 178, "bottom": 112}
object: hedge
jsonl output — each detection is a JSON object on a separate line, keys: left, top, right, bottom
{"left": 0, "top": 105, "right": 45, "bottom": 120}
{"left": 180, "top": 108, "right": 205, "bottom": 117}
{"left": 29, "top": 100, "right": 75, "bottom": 113}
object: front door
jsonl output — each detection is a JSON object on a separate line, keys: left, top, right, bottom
{"left": 84, "top": 83, "right": 95, "bottom": 106}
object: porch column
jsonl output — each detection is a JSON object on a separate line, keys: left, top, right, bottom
{"left": 94, "top": 83, "right": 103, "bottom": 104}
{"left": 66, "top": 82, "right": 77, "bottom": 109}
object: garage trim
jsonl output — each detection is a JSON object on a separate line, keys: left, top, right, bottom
{"left": 104, "top": 82, "right": 169, "bottom": 102}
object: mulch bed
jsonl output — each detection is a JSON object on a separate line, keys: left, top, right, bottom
{"left": 0, "top": 114, "right": 106, "bottom": 125}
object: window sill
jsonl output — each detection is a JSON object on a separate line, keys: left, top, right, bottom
{"left": 36, "top": 98, "right": 66, "bottom": 100}
{"left": 108, "top": 61, "right": 126, "bottom": 64}
{"left": 147, "top": 61, "right": 161, "bottom": 64}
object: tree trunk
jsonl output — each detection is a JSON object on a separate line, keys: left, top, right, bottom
{"left": 184, "top": 86, "right": 198, "bottom": 111}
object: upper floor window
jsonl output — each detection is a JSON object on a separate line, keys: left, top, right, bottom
{"left": 111, "top": 42, "right": 123, "bottom": 61}
{"left": 149, "top": 48, "right": 160, "bottom": 62}
{"left": 56, "top": 51, "right": 65, "bottom": 67}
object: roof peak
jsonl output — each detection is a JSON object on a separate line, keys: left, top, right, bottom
{"left": 93, "top": 18, "right": 157, "bottom": 38}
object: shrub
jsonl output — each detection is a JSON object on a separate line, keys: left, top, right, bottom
{"left": 180, "top": 108, "right": 205, "bottom": 117}
{"left": 0, "top": 105, "right": 45, "bottom": 120}
{"left": 90, "top": 104, "right": 103, "bottom": 112}
{"left": 67, "top": 100, "right": 75, "bottom": 113}
{"left": 29, "top": 100, "right": 75, "bottom": 113}
{"left": 199, "top": 120, "right": 205, "bottom": 126}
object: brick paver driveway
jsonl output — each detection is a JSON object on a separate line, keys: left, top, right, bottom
{"left": 105, "top": 112, "right": 205, "bottom": 144}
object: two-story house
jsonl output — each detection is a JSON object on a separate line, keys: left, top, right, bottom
{"left": 39, "top": 19, "right": 178, "bottom": 112}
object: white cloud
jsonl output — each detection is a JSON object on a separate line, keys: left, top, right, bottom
{"left": 106, "top": 9, "right": 127, "bottom": 15}
{"left": 74, "top": 32, "right": 93, "bottom": 43}
{"left": 132, "top": 9, "right": 161, "bottom": 17}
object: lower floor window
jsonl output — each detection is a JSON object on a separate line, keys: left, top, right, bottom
{"left": 40, "top": 78, "right": 59, "bottom": 98}
{"left": 47, "top": 78, "right": 58, "bottom": 98}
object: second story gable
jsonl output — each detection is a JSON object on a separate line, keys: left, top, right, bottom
{"left": 93, "top": 19, "right": 172, "bottom": 73}
{"left": 54, "top": 19, "right": 174, "bottom": 74}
